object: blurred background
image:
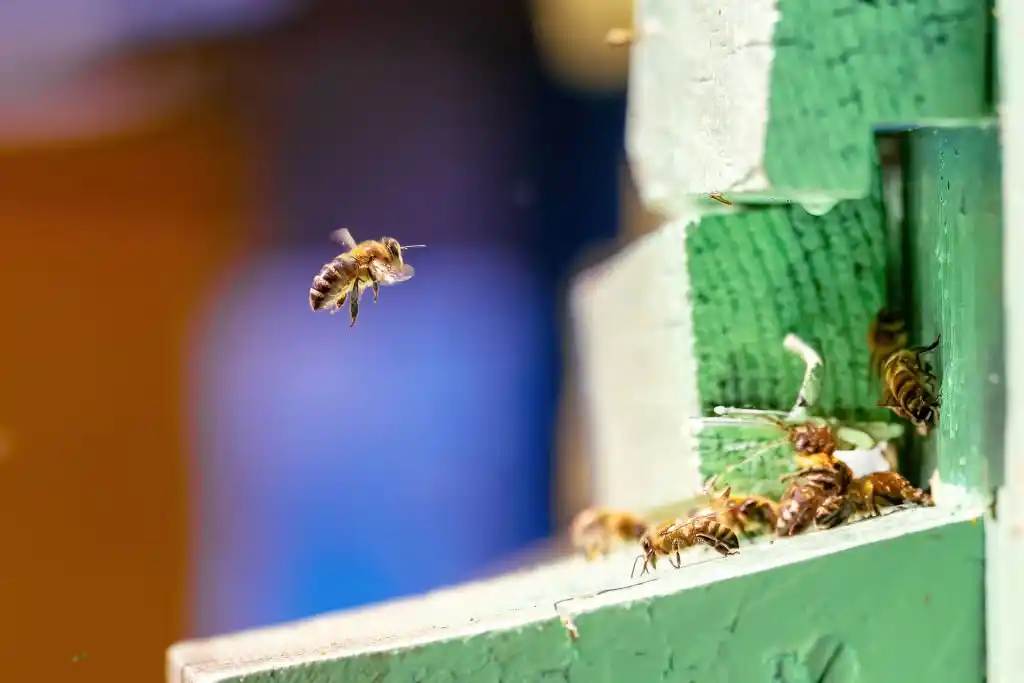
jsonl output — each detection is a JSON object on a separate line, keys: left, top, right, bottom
{"left": 0, "top": 0, "right": 661, "bottom": 680}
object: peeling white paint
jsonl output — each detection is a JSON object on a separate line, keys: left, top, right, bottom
{"left": 626, "top": 0, "right": 779, "bottom": 214}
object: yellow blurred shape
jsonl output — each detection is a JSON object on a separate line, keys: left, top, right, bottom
{"left": 530, "top": 0, "right": 633, "bottom": 92}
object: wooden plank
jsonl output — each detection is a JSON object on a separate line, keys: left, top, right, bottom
{"left": 569, "top": 217, "right": 704, "bottom": 509}
{"left": 903, "top": 123, "right": 1002, "bottom": 495}
{"left": 988, "top": 0, "right": 1022, "bottom": 680}
{"left": 168, "top": 508, "right": 983, "bottom": 683}
{"left": 628, "top": 0, "right": 992, "bottom": 209}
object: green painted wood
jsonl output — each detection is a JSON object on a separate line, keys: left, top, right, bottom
{"left": 217, "top": 518, "right": 984, "bottom": 683}
{"left": 903, "top": 123, "right": 1003, "bottom": 493}
{"left": 760, "top": 0, "right": 992, "bottom": 197}
{"left": 686, "top": 174, "right": 891, "bottom": 421}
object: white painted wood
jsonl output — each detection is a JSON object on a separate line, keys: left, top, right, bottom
{"left": 626, "top": 0, "right": 779, "bottom": 215}
{"left": 167, "top": 506, "right": 977, "bottom": 683}
{"left": 989, "top": 2, "right": 1024, "bottom": 681}
{"left": 569, "top": 216, "right": 703, "bottom": 510}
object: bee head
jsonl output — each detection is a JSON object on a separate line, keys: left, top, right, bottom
{"left": 383, "top": 238, "right": 404, "bottom": 265}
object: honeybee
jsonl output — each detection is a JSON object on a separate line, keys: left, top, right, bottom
{"left": 877, "top": 337, "right": 941, "bottom": 436}
{"left": 308, "top": 228, "right": 425, "bottom": 326}
{"left": 632, "top": 514, "right": 739, "bottom": 577}
{"left": 815, "top": 471, "right": 934, "bottom": 529}
{"left": 704, "top": 486, "right": 779, "bottom": 539}
{"left": 775, "top": 482, "right": 828, "bottom": 537}
{"left": 703, "top": 417, "right": 840, "bottom": 492}
{"left": 780, "top": 449, "right": 855, "bottom": 495}
{"left": 569, "top": 507, "right": 648, "bottom": 561}
{"left": 867, "top": 308, "right": 909, "bottom": 379}
{"left": 774, "top": 443, "right": 857, "bottom": 536}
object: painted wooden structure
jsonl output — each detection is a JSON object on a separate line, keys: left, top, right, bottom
{"left": 168, "top": 2, "right": 1013, "bottom": 681}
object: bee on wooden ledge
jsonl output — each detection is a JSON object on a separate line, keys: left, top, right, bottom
{"left": 867, "top": 308, "right": 942, "bottom": 436}
{"left": 308, "top": 228, "right": 425, "bottom": 326}
{"left": 695, "top": 486, "right": 779, "bottom": 540}
{"left": 632, "top": 513, "right": 740, "bottom": 578}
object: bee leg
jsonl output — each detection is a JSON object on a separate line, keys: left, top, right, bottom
{"left": 668, "top": 540, "right": 682, "bottom": 568}
{"left": 862, "top": 480, "right": 881, "bottom": 517}
{"left": 367, "top": 270, "right": 380, "bottom": 303}
{"left": 349, "top": 285, "right": 361, "bottom": 327}
{"left": 696, "top": 534, "right": 737, "bottom": 557}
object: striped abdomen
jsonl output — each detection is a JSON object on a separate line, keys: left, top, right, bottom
{"left": 309, "top": 256, "right": 358, "bottom": 311}
{"left": 689, "top": 516, "right": 739, "bottom": 551}
{"left": 886, "top": 359, "right": 939, "bottom": 423}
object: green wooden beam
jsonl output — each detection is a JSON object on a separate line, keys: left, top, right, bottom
{"left": 168, "top": 509, "right": 983, "bottom": 683}
{"left": 903, "top": 123, "right": 1003, "bottom": 494}
{"left": 763, "top": 0, "right": 993, "bottom": 196}
{"left": 686, "top": 178, "right": 889, "bottom": 420}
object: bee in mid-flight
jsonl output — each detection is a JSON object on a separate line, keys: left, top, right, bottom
{"left": 309, "top": 228, "right": 425, "bottom": 326}
{"left": 867, "top": 309, "right": 941, "bottom": 436}
{"left": 569, "top": 507, "right": 649, "bottom": 561}
{"left": 632, "top": 514, "right": 739, "bottom": 577}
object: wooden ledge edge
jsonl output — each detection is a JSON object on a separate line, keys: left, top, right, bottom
{"left": 168, "top": 505, "right": 981, "bottom": 683}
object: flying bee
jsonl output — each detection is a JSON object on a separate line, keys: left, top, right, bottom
{"left": 877, "top": 336, "right": 941, "bottom": 436}
{"left": 632, "top": 514, "right": 739, "bottom": 577}
{"left": 308, "top": 228, "right": 425, "bottom": 326}
{"left": 815, "top": 471, "right": 934, "bottom": 529}
{"left": 867, "top": 308, "right": 909, "bottom": 379}
{"left": 569, "top": 507, "right": 648, "bottom": 561}
{"left": 705, "top": 486, "right": 779, "bottom": 539}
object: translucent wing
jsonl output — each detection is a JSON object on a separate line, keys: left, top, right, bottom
{"left": 330, "top": 228, "right": 358, "bottom": 250}
{"left": 370, "top": 261, "right": 415, "bottom": 285}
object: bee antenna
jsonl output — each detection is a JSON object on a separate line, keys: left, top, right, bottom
{"left": 630, "top": 555, "right": 644, "bottom": 579}
{"left": 401, "top": 244, "right": 427, "bottom": 250}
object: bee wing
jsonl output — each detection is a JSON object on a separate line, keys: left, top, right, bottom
{"left": 371, "top": 261, "right": 415, "bottom": 285}
{"left": 330, "top": 228, "right": 359, "bottom": 250}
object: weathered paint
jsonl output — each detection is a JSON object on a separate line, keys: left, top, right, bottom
{"left": 628, "top": 0, "right": 993, "bottom": 208}
{"left": 903, "top": 124, "right": 1003, "bottom": 493}
{"left": 764, "top": 0, "right": 992, "bottom": 195}
{"left": 685, "top": 179, "right": 890, "bottom": 420}
{"left": 173, "top": 512, "right": 984, "bottom": 683}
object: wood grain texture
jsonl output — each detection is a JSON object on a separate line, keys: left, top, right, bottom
{"left": 628, "top": 0, "right": 992, "bottom": 208}
{"left": 903, "top": 123, "right": 1002, "bottom": 494}
{"left": 765, "top": 0, "right": 992, "bottom": 194}
{"left": 168, "top": 508, "right": 983, "bottom": 683}
{"left": 686, "top": 187, "right": 891, "bottom": 420}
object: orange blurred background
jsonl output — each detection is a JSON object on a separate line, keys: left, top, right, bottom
{"left": 0, "top": 1, "right": 645, "bottom": 680}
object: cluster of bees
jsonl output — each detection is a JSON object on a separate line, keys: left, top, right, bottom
{"left": 308, "top": 228, "right": 424, "bottom": 326}
{"left": 571, "top": 309, "right": 943, "bottom": 576}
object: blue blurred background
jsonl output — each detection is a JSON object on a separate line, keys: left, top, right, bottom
{"left": 0, "top": 0, "right": 640, "bottom": 680}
